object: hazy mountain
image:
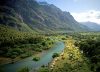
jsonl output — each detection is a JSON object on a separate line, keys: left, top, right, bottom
{"left": 81, "top": 22, "right": 100, "bottom": 31}
{"left": 0, "top": 0, "right": 87, "bottom": 33}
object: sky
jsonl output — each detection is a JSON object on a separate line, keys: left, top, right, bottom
{"left": 37, "top": 0, "right": 100, "bottom": 24}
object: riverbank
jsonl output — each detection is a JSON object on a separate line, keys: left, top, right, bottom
{"left": 49, "top": 37, "right": 91, "bottom": 72}
{"left": 0, "top": 51, "right": 43, "bottom": 65}
{"left": 0, "top": 40, "right": 55, "bottom": 65}
{"left": 2, "top": 42, "right": 64, "bottom": 72}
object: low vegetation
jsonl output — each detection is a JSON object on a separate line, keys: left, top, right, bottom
{"left": 74, "top": 33, "right": 100, "bottom": 72}
{"left": 0, "top": 26, "right": 100, "bottom": 72}
{"left": 52, "top": 53, "right": 59, "bottom": 58}
{"left": 37, "top": 67, "right": 49, "bottom": 72}
{"left": 0, "top": 25, "right": 54, "bottom": 64}
{"left": 49, "top": 37, "right": 91, "bottom": 72}
{"left": 38, "top": 32, "right": 100, "bottom": 72}
{"left": 18, "top": 67, "right": 29, "bottom": 72}
{"left": 33, "top": 56, "right": 40, "bottom": 61}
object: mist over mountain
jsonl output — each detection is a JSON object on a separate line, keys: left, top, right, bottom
{"left": 81, "top": 22, "right": 100, "bottom": 31}
{"left": 0, "top": 0, "right": 89, "bottom": 33}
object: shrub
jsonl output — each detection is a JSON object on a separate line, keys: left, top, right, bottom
{"left": 33, "top": 57, "right": 40, "bottom": 61}
{"left": 38, "top": 67, "right": 49, "bottom": 72}
{"left": 18, "top": 67, "right": 29, "bottom": 72}
{"left": 52, "top": 53, "right": 59, "bottom": 58}
{"left": 20, "top": 54, "right": 29, "bottom": 59}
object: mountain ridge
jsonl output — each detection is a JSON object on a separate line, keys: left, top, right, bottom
{"left": 80, "top": 21, "right": 100, "bottom": 31}
{"left": 0, "top": 0, "right": 88, "bottom": 33}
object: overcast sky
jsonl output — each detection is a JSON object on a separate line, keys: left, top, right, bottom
{"left": 37, "top": 0, "right": 100, "bottom": 24}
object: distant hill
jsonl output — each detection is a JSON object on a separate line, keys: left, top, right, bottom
{"left": 81, "top": 22, "right": 100, "bottom": 31}
{"left": 0, "top": 0, "right": 88, "bottom": 33}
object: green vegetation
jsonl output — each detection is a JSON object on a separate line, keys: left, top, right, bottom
{"left": 52, "top": 53, "right": 59, "bottom": 58}
{"left": 37, "top": 67, "right": 49, "bottom": 72}
{"left": 0, "top": 26, "right": 100, "bottom": 72}
{"left": 20, "top": 52, "right": 33, "bottom": 59}
{"left": 38, "top": 33, "right": 100, "bottom": 72}
{"left": 0, "top": 0, "right": 100, "bottom": 72}
{"left": 49, "top": 37, "right": 91, "bottom": 72}
{"left": 18, "top": 67, "right": 29, "bottom": 72}
{"left": 74, "top": 33, "right": 100, "bottom": 72}
{"left": 0, "top": 0, "right": 89, "bottom": 33}
{"left": 0, "top": 66, "right": 4, "bottom": 72}
{"left": 0, "top": 25, "right": 54, "bottom": 64}
{"left": 33, "top": 57, "right": 40, "bottom": 61}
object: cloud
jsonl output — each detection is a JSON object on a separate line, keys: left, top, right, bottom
{"left": 71, "top": 10, "right": 100, "bottom": 24}
{"left": 96, "top": 15, "right": 100, "bottom": 19}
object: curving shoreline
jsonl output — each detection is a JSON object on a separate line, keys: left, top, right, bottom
{"left": 1, "top": 42, "right": 64, "bottom": 72}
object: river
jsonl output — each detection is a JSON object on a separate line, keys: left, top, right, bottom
{"left": 2, "top": 42, "right": 64, "bottom": 72}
